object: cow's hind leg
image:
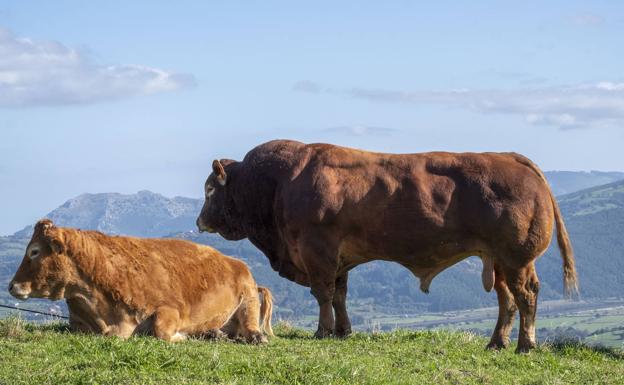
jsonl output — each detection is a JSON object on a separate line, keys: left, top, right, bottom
{"left": 153, "top": 307, "right": 184, "bottom": 342}
{"left": 333, "top": 273, "right": 352, "bottom": 338}
{"left": 504, "top": 262, "right": 540, "bottom": 353}
{"left": 486, "top": 264, "right": 517, "bottom": 350}
{"left": 236, "top": 288, "right": 267, "bottom": 344}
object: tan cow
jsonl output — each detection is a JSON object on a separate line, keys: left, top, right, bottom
{"left": 8, "top": 219, "right": 273, "bottom": 343}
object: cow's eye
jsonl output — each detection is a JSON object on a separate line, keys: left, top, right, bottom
{"left": 30, "top": 248, "right": 40, "bottom": 259}
{"left": 206, "top": 185, "right": 215, "bottom": 196}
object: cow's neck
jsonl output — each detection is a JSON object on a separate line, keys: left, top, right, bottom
{"left": 60, "top": 229, "right": 150, "bottom": 331}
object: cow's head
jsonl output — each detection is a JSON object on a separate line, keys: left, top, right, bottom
{"left": 8, "top": 219, "right": 76, "bottom": 301}
{"left": 196, "top": 159, "right": 247, "bottom": 240}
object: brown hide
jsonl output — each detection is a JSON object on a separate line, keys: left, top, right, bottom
{"left": 9, "top": 219, "right": 272, "bottom": 343}
{"left": 197, "top": 140, "right": 577, "bottom": 352}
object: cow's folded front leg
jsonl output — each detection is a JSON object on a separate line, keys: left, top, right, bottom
{"left": 153, "top": 307, "right": 184, "bottom": 342}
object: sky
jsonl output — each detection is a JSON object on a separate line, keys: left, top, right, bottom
{"left": 0, "top": 0, "right": 623, "bottom": 234}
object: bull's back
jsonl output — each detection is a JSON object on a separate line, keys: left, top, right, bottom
{"left": 280, "top": 145, "right": 552, "bottom": 258}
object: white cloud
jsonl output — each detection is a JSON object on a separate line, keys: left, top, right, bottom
{"left": 571, "top": 13, "right": 605, "bottom": 26}
{"left": 324, "top": 125, "right": 398, "bottom": 136}
{"left": 0, "top": 28, "right": 196, "bottom": 107}
{"left": 292, "top": 80, "right": 322, "bottom": 93}
{"left": 295, "top": 81, "right": 624, "bottom": 129}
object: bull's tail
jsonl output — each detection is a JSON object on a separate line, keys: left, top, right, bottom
{"left": 551, "top": 191, "right": 579, "bottom": 298}
{"left": 257, "top": 286, "right": 274, "bottom": 336}
{"left": 511, "top": 153, "right": 579, "bottom": 298}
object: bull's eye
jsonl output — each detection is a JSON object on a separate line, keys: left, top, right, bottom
{"left": 205, "top": 185, "right": 215, "bottom": 198}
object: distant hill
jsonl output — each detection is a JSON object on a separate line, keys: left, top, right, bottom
{"left": 544, "top": 171, "right": 624, "bottom": 196}
{"left": 11, "top": 171, "right": 623, "bottom": 239}
{"left": 13, "top": 190, "right": 202, "bottom": 238}
{"left": 2, "top": 173, "right": 624, "bottom": 320}
{"left": 537, "top": 179, "right": 624, "bottom": 300}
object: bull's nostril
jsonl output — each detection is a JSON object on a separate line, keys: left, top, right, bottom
{"left": 8, "top": 282, "right": 14, "bottom": 292}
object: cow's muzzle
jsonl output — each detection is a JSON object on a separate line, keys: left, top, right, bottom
{"left": 8, "top": 281, "right": 30, "bottom": 300}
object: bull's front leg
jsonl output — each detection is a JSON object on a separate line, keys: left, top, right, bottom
{"left": 299, "top": 233, "right": 339, "bottom": 339}
{"left": 333, "top": 273, "right": 352, "bottom": 338}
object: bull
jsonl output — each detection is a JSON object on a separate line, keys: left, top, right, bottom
{"left": 196, "top": 140, "right": 577, "bottom": 352}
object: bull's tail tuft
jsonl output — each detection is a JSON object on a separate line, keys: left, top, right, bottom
{"left": 257, "top": 286, "right": 274, "bottom": 336}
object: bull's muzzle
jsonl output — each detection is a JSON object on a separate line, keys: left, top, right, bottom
{"left": 196, "top": 217, "right": 216, "bottom": 233}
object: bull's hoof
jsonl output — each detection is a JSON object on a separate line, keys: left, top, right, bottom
{"left": 486, "top": 339, "right": 509, "bottom": 351}
{"left": 313, "top": 327, "right": 334, "bottom": 339}
{"left": 515, "top": 341, "right": 536, "bottom": 354}
{"left": 335, "top": 328, "right": 352, "bottom": 339}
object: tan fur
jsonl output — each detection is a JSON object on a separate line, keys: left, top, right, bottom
{"left": 9, "top": 219, "right": 272, "bottom": 343}
{"left": 258, "top": 286, "right": 274, "bottom": 336}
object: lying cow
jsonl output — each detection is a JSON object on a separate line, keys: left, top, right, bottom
{"left": 8, "top": 219, "right": 273, "bottom": 343}
{"left": 196, "top": 140, "right": 577, "bottom": 353}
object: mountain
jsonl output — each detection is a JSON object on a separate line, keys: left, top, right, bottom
{"left": 544, "top": 171, "right": 624, "bottom": 196}
{"left": 2, "top": 174, "right": 624, "bottom": 321}
{"left": 11, "top": 171, "right": 623, "bottom": 238}
{"left": 14, "top": 190, "right": 203, "bottom": 238}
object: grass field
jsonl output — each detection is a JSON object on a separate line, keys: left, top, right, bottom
{"left": 1, "top": 317, "right": 623, "bottom": 385}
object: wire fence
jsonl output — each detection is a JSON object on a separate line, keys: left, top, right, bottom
{"left": 0, "top": 303, "right": 68, "bottom": 320}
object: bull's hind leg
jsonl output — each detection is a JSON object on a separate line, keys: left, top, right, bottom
{"left": 235, "top": 289, "right": 267, "bottom": 344}
{"left": 504, "top": 262, "right": 540, "bottom": 353}
{"left": 486, "top": 264, "right": 518, "bottom": 350}
{"left": 333, "top": 273, "right": 352, "bottom": 338}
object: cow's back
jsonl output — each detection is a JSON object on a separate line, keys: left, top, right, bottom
{"left": 73, "top": 233, "right": 253, "bottom": 312}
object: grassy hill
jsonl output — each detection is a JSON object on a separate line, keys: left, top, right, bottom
{"left": 0, "top": 318, "right": 622, "bottom": 385}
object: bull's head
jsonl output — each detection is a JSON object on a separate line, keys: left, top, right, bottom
{"left": 8, "top": 219, "right": 75, "bottom": 301}
{"left": 196, "top": 159, "right": 247, "bottom": 240}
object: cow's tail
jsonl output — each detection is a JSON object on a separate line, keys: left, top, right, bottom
{"left": 257, "top": 286, "right": 274, "bottom": 336}
{"left": 511, "top": 153, "right": 579, "bottom": 298}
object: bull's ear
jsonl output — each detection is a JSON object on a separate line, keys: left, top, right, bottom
{"left": 212, "top": 159, "right": 227, "bottom": 186}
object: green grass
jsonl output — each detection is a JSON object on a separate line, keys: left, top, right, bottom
{"left": 0, "top": 317, "right": 623, "bottom": 385}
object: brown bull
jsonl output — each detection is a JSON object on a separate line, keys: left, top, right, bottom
{"left": 196, "top": 140, "right": 577, "bottom": 352}
{"left": 9, "top": 219, "right": 273, "bottom": 343}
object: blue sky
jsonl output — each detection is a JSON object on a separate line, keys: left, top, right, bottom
{"left": 1, "top": 1, "right": 623, "bottom": 234}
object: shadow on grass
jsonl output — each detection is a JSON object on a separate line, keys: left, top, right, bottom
{"left": 543, "top": 337, "right": 624, "bottom": 360}
{"left": 3, "top": 316, "right": 623, "bottom": 359}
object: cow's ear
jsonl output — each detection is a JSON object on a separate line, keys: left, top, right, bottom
{"left": 212, "top": 159, "right": 227, "bottom": 186}
{"left": 42, "top": 225, "right": 65, "bottom": 254}
{"left": 34, "top": 219, "right": 54, "bottom": 235}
